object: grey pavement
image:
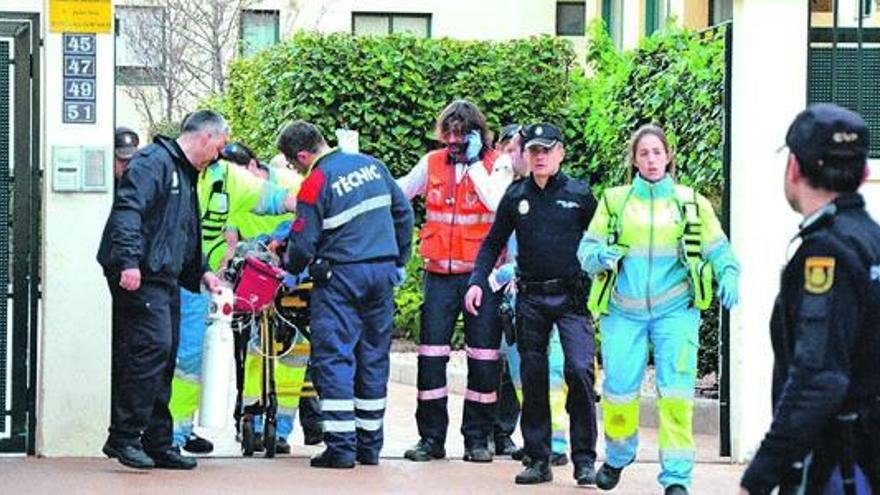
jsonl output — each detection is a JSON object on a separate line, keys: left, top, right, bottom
{"left": 0, "top": 378, "right": 746, "bottom": 494}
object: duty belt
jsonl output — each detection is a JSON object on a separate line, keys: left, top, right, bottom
{"left": 517, "top": 276, "right": 584, "bottom": 295}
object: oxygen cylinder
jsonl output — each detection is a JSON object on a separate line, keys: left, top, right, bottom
{"left": 198, "top": 286, "right": 235, "bottom": 428}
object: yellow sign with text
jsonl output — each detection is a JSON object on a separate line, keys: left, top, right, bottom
{"left": 50, "top": 0, "right": 112, "bottom": 34}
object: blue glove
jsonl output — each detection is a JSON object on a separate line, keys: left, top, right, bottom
{"left": 393, "top": 267, "right": 407, "bottom": 287}
{"left": 494, "top": 263, "right": 516, "bottom": 287}
{"left": 465, "top": 130, "right": 482, "bottom": 163}
{"left": 597, "top": 245, "right": 627, "bottom": 270}
{"left": 717, "top": 270, "right": 739, "bottom": 309}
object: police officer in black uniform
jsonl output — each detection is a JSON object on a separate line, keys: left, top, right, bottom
{"left": 465, "top": 123, "right": 598, "bottom": 486}
{"left": 740, "top": 103, "right": 880, "bottom": 495}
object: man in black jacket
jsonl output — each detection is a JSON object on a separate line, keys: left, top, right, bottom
{"left": 97, "top": 110, "right": 227, "bottom": 470}
{"left": 740, "top": 104, "right": 880, "bottom": 494}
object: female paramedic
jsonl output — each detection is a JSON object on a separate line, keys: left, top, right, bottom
{"left": 577, "top": 124, "right": 740, "bottom": 495}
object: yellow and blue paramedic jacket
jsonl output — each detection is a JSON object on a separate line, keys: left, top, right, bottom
{"left": 580, "top": 174, "right": 739, "bottom": 316}
{"left": 198, "top": 161, "right": 290, "bottom": 271}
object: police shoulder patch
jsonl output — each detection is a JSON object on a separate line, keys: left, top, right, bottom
{"left": 804, "top": 256, "right": 835, "bottom": 294}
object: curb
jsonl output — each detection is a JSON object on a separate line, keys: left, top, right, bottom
{"left": 389, "top": 352, "right": 719, "bottom": 436}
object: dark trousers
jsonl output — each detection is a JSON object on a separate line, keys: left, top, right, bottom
{"left": 493, "top": 360, "right": 520, "bottom": 440}
{"left": 415, "top": 272, "right": 501, "bottom": 447}
{"left": 309, "top": 262, "right": 396, "bottom": 462}
{"left": 107, "top": 278, "right": 181, "bottom": 453}
{"left": 299, "top": 365, "right": 323, "bottom": 437}
{"left": 516, "top": 292, "right": 597, "bottom": 467}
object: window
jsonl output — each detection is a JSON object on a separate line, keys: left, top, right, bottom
{"left": 240, "top": 10, "right": 279, "bottom": 57}
{"left": 352, "top": 13, "right": 431, "bottom": 38}
{"left": 602, "top": 0, "right": 624, "bottom": 48}
{"left": 115, "top": 6, "right": 165, "bottom": 85}
{"left": 710, "top": 0, "right": 733, "bottom": 24}
{"left": 556, "top": 1, "right": 586, "bottom": 36}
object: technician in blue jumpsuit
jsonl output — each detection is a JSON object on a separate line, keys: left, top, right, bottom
{"left": 740, "top": 105, "right": 880, "bottom": 494}
{"left": 281, "top": 121, "right": 414, "bottom": 468}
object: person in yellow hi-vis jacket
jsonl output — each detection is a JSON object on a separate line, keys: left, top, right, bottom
{"left": 170, "top": 142, "right": 296, "bottom": 454}
{"left": 577, "top": 124, "right": 740, "bottom": 495}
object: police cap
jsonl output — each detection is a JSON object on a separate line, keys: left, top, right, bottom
{"left": 521, "top": 123, "right": 564, "bottom": 150}
{"left": 114, "top": 126, "right": 140, "bottom": 160}
{"left": 785, "top": 103, "right": 870, "bottom": 168}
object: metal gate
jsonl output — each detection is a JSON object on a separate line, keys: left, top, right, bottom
{"left": 0, "top": 12, "right": 41, "bottom": 455}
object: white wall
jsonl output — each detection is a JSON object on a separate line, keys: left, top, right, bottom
{"left": 728, "top": 0, "right": 808, "bottom": 463}
{"left": 34, "top": 2, "right": 115, "bottom": 456}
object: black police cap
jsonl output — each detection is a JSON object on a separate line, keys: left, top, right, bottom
{"left": 521, "top": 123, "right": 564, "bottom": 149}
{"left": 115, "top": 126, "right": 140, "bottom": 160}
{"left": 785, "top": 103, "right": 870, "bottom": 167}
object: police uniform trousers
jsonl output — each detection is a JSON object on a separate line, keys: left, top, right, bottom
{"left": 416, "top": 272, "right": 502, "bottom": 448}
{"left": 516, "top": 290, "right": 597, "bottom": 467}
{"left": 107, "top": 277, "right": 181, "bottom": 452}
{"left": 309, "top": 261, "right": 397, "bottom": 463}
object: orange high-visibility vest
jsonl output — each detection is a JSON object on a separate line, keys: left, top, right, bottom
{"left": 420, "top": 149, "right": 498, "bottom": 274}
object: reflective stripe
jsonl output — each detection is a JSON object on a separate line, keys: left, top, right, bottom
{"left": 418, "top": 345, "right": 451, "bottom": 357}
{"left": 425, "top": 211, "right": 495, "bottom": 225}
{"left": 323, "top": 419, "right": 356, "bottom": 433}
{"left": 659, "top": 449, "right": 696, "bottom": 462}
{"left": 464, "top": 389, "right": 497, "bottom": 404}
{"left": 173, "top": 370, "right": 200, "bottom": 383}
{"left": 703, "top": 237, "right": 726, "bottom": 256}
{"left": 355, "top": 417, "right": 384, "bottom": 431}
{"left": 613, "top": 281, "right": 690, "bottom": 311}
{"left": 322, "top": 194, "right": 392, "bottom": 230}
{"left": 465, "top": 346, "right": 500, "bottom": 361}
{"left": 628, "top": 246, "right": 679, "bottom": 258}
{"left": 603, "top": 391, "right": 640, "bottom": 404}
{"left": 354, "top": 397, "right": 387, "bottom": 411}
{"left": 277, "top": 405, "right": 299, "bottom": 416}
{"left": 417, "top": 387, "right": 448, "bottom": 401}
{"left": 321, "top": 399, "right": 354, "bottom": 412}
{"left": 424, "top": 258, "right": 475, "bottom": 274}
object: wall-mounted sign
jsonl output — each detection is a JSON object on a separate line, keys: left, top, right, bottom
{"left": 62, "top": 34, "right": 96, "bottom": 124}
{"left": 49, "top": 0, "right": 112, "bottom": 34}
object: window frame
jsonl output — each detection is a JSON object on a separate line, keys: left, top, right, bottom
{"left": 555, "top": 1, "right": 587, "bottom": 37}
{"left": 114, "top": 5, "right": 166, "bottom": 86}
{"left": 238, "top": 9, "right": 281, "bottom": 57}
{"left": 351, "top": 12, "right": 432, "bottom": 38}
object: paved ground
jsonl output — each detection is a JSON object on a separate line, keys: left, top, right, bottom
{"left": 0, "top": 382, "right": 745, "bottom": 494}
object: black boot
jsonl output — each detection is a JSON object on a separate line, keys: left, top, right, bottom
{"left": 463, "top": 445, "right": 493, "bottom": 463}
{"left": 550, "top": 452, "right": 569, "bottom": 466}
{"left": 102, "top": 441, "right": 155, "bottom": 470}
{"left": 665, "top": 484, "right": 689, "bottom": 495}
{"left": 494, "top": 436, "right": 518, "bottom": 456}
{"left": 310, "top": 450, "right": 355, "bottom": 469}
{"left": 147, "top": 446, "right": 197, "bottom": 470}
{"left": 275, "top": 438, "right": 291, "bottom": 455}
{"left": 182, "top": 433, "right": 214, "bottom": 454}
{"left": 574, "top": 464, "right": 597, "bottom": 486}
{"left": 357, "top": 451, "right": 380, "bottom": 465}
{"left": 404, "top": 438, "right": 446, "bottom": 462}
{"left": 511, "top": 447, "right": 525, "bottom": 461}
{"left": 596, "top": 462, "right": 624, "bottom": 490}
{"left": 515, "top": 459, "right": 553, "bottom": 485}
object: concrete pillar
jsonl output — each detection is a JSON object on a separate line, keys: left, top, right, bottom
{"left": 728, "top": 0, "right": 808, "bottom": 463}
{"left": 37, "top": 4, "right": 115, "bottom": 455}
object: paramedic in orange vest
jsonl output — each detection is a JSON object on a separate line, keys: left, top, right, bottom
{"left": 397, "top": 100, "right": 514, "bottom": 463}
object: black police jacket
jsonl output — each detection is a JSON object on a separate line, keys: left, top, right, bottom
{"left": 469, "top": 170, "right": 597, "bottom": 286}
{"left": 741, "top": 193, "right": 880, "bottom": 494}
{"left": 97, "top": 135, "right": 205, "bottom": 292}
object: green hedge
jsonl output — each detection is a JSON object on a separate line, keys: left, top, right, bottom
{"left": 215, "top": 26, "right": 727, "bottom": 377}
{"left": 221, "top": 32, "right": 575, "bottom": 178}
